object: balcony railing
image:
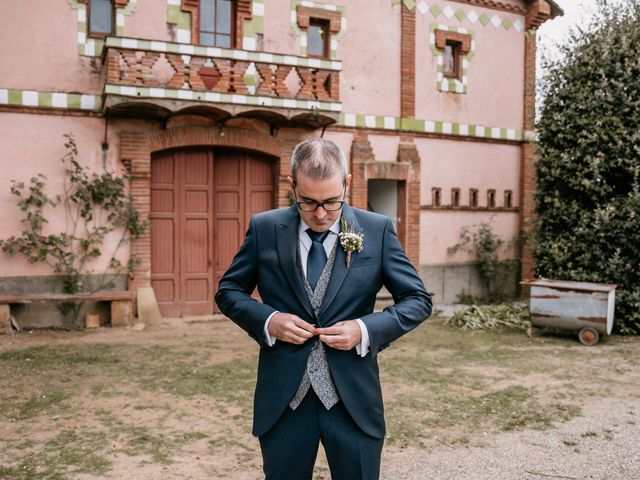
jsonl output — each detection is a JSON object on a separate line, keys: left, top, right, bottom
{"left": 103, "top": 37, "right": 341, "bottom": 114}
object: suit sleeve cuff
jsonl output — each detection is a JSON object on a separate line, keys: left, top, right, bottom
{"left": 355, "top": 318, "right": 370, "bottom": 357}
{"left": 264, "top": 311, "right": 279, "bottom": 346}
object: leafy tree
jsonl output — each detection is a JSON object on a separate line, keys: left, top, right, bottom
{"left": 535, "top": 0, "right": 640, "bottom": 333}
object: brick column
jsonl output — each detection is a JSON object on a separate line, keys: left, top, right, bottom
{"left": 520, "top": 2, "right": 552, "bottom": 285}
{"left": 349, "top": 132, "right": 374, "bottom": 210}
{"left": 401, "top": 3, "right": 416, "bottom": 117}
{"left": 397, "top": 141, "right": 421, "bottom": 269}
{"left": 120, "top": 131, "right": 152, "bottom": 291}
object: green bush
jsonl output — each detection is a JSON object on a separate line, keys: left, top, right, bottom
{"left": 534, "top": 0, "right": 640, "bottom": 333}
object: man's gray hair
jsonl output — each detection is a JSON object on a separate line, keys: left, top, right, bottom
{"left": 291, "top": 139, "right": 349, "bottom": 185}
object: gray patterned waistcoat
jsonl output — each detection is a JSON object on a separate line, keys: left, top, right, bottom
{"left": 288, "top": 238, "right": 340, "bottom": 410}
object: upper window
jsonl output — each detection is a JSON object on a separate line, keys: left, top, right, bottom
{"left": 307, "top": 19, "right": 329, "bottom": 58}
{"left": 443, "top": 41, "right": 461, "bottom": 79}
{"left": 435, "top": 29, "right": 472, "bottom": 82}
{"left": 89, "top": 0, "right": 114, "bottom": 37}
{"left": 296, "top": 5, "right": 342, "bottom": 60}
{"left": 199, "top": 0, "right": 234, "bottom": 48}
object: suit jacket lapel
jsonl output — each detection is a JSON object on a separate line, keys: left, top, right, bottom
{"left": 276, "top": 205, "right": 315, "bottom": 320}
{"left": 318, "top": 204, "right": 361, "bottom": 322}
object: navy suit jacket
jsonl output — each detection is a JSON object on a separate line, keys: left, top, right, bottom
{"left": 215, "top": 204, "right": 432, "bottom": 439}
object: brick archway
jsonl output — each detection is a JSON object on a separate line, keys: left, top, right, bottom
{"left": 121, "top": 126, "right": 284, "bottom": 291}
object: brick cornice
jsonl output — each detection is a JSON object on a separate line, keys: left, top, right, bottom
{"left": 296, "top": 5, "right": 342, "bottom": 33}
{"left": 435, "top": 30, "right": 472, "bottom": 54}
{"left": 525, "top": 0, "right": 551, "bottom": 29}
{"left": 447, "top": 0, "right": 526, "bottom": 15}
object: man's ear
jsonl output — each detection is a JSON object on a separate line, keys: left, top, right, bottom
{"left": 345, "top": 173, "right": 352, "bottom": 194}
{"left": 287, "top": 176, "right": 294, "bottom": 191}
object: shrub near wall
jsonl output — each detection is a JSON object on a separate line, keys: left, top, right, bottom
{"left": 534, "top": 1, "right": 640, "bottom": 333}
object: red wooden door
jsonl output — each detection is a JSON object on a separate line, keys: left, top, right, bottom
{"left": 214, "top": 149, "right": 274, "bottom": 301}
{"left": 151, "top": 148, "right": 273, "bottom": 317}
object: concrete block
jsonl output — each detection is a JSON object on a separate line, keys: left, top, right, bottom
{"left": 421, "top": 265, "right": 444, "bottom": 303}
{"left": 136, "top": 287, "right": 162, "bottom": 326}
{"left": 111, "top": 300, "right": 133, "bottom": 327}
{"left": 0, "top": 304, "right": 11, "bottom": 334}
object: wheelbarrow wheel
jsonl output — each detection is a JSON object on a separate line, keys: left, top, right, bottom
{"left": 578, "top": 327, "right": 599, "bottom": 346}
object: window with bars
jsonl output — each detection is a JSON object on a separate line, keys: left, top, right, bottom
{"left": 199, "top": 0, "right": 234, "bottom": 48}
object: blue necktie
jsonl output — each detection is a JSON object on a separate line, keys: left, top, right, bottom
{"left": 306, "top": 228, "right": 330, "bottom": 290}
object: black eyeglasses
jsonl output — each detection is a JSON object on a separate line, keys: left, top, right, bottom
{"left": 294, "top": 187, "right": 346, "bottom": 212}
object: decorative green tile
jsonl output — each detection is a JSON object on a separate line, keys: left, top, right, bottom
{"left": 434, "top": 121, "right": 443, "bottom": 133}
{"left": 502, "top": 18, "right": 513, "bottom": 30}
{"left": 403, "top": 0, "right": 415, "bottom": 10}
{"left": 67, "top": 94, "right": 81, "bottom": 109}
{"left": 8, "top": 89, "right": 21, "bottom": 105}
{"left": 38, "top": 92, "right": 52, "bottom": 108}
{"left": 135, "top": 40, "right": 150, "bottom": 50}
{"left": 455, "top": 9, "right": 466, "bottom": 22}
{"left": 391, "top": 0, "right": 402, "bottom": 4}
{"left": 429, "top": 4, "right": 441, "bottom": 17}
{"left": 166, "top": 43, "right": 180, "bottom": 53}
{"left": 479, "top": 13, "right": 491, "bottom": 26}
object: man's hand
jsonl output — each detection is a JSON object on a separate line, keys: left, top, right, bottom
{"left": 268, "top": 313, "right": 317, "bottom": 345}
{"left": 317, "top": 320, "right": 362, "bottom": 350}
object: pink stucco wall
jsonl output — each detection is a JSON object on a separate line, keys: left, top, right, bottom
{"left": 417, "top": 136, "right": 521, "bottom": 264}
{"left": 339, "top": 2, "right": 402, "bottom": 117}
{"left": 415, "top": 1, "right": 525, "bottom": 128}
{"left": 421, "top": 210, "right": 520, "bottom": 265}
{"left": 124, "top": 0, "right": 173, "bottom": 42}
{"left": 0, "top": 113, "right": 130, "bottom": 276}
{"left": 0, "top": 0, "right": 102, "bottom": 94}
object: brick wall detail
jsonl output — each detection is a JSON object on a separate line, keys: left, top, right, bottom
{"left": 400, "top": 3, "right": 416, "bottom": 118}
{"left": 349, "top": 132, "right": 420, "bottom": 269}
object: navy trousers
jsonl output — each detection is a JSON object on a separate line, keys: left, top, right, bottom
{"left": 258, "top": 390, "right": 384, "bottom": 480}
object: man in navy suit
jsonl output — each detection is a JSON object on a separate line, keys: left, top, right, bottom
{"left": 215, "top": 138, "right": 431, "bottom": 479}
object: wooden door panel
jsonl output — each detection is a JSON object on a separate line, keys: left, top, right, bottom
{"left": 179, "top": 150, "right": 214, "bottom": 316}
{"left": 151, "top": 153, "right": 180, "bottom": 316}
{"left": 152, "top": 148, "right": 273, "bottom": 317}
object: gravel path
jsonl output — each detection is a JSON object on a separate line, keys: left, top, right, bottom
{"left": 381, "top": 397, "right": 640, "bottom": 480}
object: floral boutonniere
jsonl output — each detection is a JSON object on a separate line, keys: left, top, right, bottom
{"left": 339, "top": 218, "right": 364, "bottom": 268}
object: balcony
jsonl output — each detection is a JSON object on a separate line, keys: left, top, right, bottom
{"left": 102, "top": 37, "right": 342, "bottom": 128}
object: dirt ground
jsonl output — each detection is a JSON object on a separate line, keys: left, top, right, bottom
{"left": 1, "top": 315, "right": 639, "bottom": 479}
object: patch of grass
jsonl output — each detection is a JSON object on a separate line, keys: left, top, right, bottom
{"left": 1, "top": 389, "right": 70, "bottom": 420}
{"left": 0, "top": 429, "right": 111, "bottom": 480}
{"left": 96, "top": 410, "right": 209, "bottom": 465}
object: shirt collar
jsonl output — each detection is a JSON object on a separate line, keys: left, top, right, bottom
{"left": 299, "top": 217, "right": 341, "bottom": 237}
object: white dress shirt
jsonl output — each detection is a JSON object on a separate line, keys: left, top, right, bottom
{"left": 263, "top": 217, "right": 370, "bottom": 357}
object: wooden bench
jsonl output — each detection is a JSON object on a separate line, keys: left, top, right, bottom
{"left": 0, "top": 291, "right": 134, "bottom": 333}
